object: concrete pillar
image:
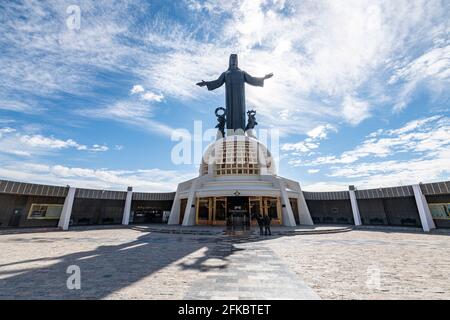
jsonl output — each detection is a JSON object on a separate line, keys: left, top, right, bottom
{"left": 349, "top": 186, "right": 362, "bottom": 226}
{"left": 296, "top": 189, "right": 314, "bottom": 226}
{"left": 275, "top": 178, "right": 296, "bottom": 227}
{"left": 168, "top": 184, "right": 182, "bottom": 225}
{"left": 58, "top": 186, "right": 76, "bottom": 231}
{"left": 280, "top": 178, "right": 313, "bottom": 225}
{"left": 122, "top": 187, "right": 133, "bottom": 225}
{"left": 182, "top": 178, "right": 200, "bottom": 226}
{"left": 412, "top": 184, "right": 436, "bottom": 232}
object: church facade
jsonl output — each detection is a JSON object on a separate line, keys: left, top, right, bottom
{"left": 168, "top": 134, "right": 312, "bottom": 228}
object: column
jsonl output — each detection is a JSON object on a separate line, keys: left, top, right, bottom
{"left": 168, "top": 183, "right": 183, "bottom": 225}
{"left": 122, "top": 187, "right": 133, "bottom": 225}
{"left": 412, "top": 184, "right": 436, "bottom": 232}
{"left": 296, "top": 185, "right": 314, "bottom": 226}
{"left": 182, "top": 177, "right": 200, "bottom": 226}
{"left": 268, "top": 177, "right": 313, "bottom": 225}
{"left": 349, "top": 185, "right": 362, "bottom": 226}
{"left": 276, "top": 178, "right": 297, "bottom": 227}
{"left": 58, "top": 186, "right": 76, "bottom": 231}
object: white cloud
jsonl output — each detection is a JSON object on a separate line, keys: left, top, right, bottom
{"left": 391, "top": 46, "right": 450, "bottom": 83}
{"left": 79, "top": 84, "right": 168, "bottom": 136}
{"left": 0, "top": 127, "right": 16, "bottom": 137}
{"left": 387, "top": 115, "right": 441, "bottom": 135}
{"left": 390, "top": 45, "right": 450, "bottom": 112}
{"left": 0, "top": 100, "right": 36, "bottom": 113}
{"left": 0, "top": 1, "right": 134, "bottom": 98}
{"left": 282, "top": 141, "right": 319, "bottom": 153}
{"left": 291, "top": 115, "right": 450, "bottom": 188}
{"left": 90, "top": 144, "right": 109, "bottom": 152}
{"left": 341, "top": 96, "right": 371, "bottom": 126}
{"left": 130, "top": 85, "right": 145, "bottom": 94}
{"left": 282, "top": 122, "right": 336, "bottom": 154}
{"left": 130, "top": 85, "right": 164, "bottom": 102}
{"left": 307, "top": 124, "right": 337, "bottom": 140}
{"left": 147, "top": 0, "right": 447, "bottom": 133}
{"left": 0, "top": 161, "right": 196, "bottom": 192}
{"left": 1, "top": 1, "right": 449, "bottom": 192}
{"left": 80, "top": 101, "right": 175, "bottom": 137}
{"left": 1, "top": 1, "right": 448, "bottom": 136}
{"left": 327, "top": 148, "right": 450, "bottom": 189}
{"left": 19, "top": 135, "right": 82, "bottom": 150}
{"left": 299, "top": 115, "right": 450, "bottom": 167}
{"left": 141, "top": 91, "right": 164, "bottom": 102}
{"left": 0, "top": 127, "right": 109, "bottom": 157}
{"left": 307, "top": 169, "right": 320, "bottom": 174}
{"left": 302, "top": 181, "right": 348, "bottom": 192}
{"left": 100, "top": 101, "right": 152, "bottom": 118}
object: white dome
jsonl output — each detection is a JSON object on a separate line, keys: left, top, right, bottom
{"left": 200, "top": 135, "right": 276, "bottom": 176}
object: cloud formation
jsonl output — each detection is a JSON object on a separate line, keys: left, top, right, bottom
{"left": 0, "top": 162, "right": 195, "bottom": 192}
{"left": 297, "top": 115, "right": 450, "bottom": 190}
{"left": 1, "top": 0, "right": 447, "bottom": 134}
{"left": 0, "top": 1, "right": 448, "bottom": 191}
{"left": 0, "top": 127, "right": 109, "bottom": 157}
{"left": 282, "top": 123, "right": 336, "bottom": 154}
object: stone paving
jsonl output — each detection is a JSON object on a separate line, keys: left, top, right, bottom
{"left": 0, "top": 226, "right": 449, "bottom": 299}
{"left": 265, "top": 230, "right": 450, "bottom": 299}
{"left": 185, "top": 241, "right": 319, "bottom": 300}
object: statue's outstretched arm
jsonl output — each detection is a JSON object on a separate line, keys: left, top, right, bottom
{"left": 244, "top": 72, "right": 273, "bottom": 87}
{"left": 196, "top": 73, "right": 225, "bottom": 91}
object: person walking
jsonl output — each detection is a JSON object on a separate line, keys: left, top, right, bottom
{"left": 264, "top": 214, "right": 272, "bottom": 236}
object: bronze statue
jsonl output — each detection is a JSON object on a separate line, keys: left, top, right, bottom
{"left": 197, "top": 54, "right": 273, "bottom": 132}
{"left": 215, "top": 107, "right": 226, "bottom": 138}
{"left": 245, "top": 109, "right": 258, "bottom": 131}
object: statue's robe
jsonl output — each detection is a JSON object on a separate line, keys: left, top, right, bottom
{"left": 205, "top": 69, "right": 265, "bottom": 131}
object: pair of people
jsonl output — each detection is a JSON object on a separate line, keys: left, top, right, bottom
{"left": 255, "top": 213, "right": 272, "bottom": 236}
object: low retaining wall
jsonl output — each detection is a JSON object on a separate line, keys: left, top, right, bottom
{"left": 0, "top": 179, "right": 449, "bottom": 230}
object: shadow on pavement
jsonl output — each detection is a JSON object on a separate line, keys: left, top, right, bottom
{"left": 0, "top": 226, "right": 289, "bottom": 299}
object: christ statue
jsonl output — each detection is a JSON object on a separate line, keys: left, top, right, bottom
{"left": 196, "top": 54, "right": 273, "bottom": 132}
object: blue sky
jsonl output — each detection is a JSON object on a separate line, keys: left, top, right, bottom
{"left": 0, "top": 0, "right": 449, "bottom": 192}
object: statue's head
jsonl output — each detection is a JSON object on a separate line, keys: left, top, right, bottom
{"left": 229, "top": 54, "right": 238, "bottom": 69}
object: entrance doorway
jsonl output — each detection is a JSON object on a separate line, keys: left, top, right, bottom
{"left": 194, "top": 196, "right": 282, "bottom": 226}
{"left": 227, "top": 196, "right": 250, "bottom": 231}
{"left": 194, "top": 197, "right": 229, "bottom": 226}
{"left": 132, "top": 207, "right": 164, "bottom": 224}
{"left": 8, "top": 208, "right": 22, "bottom": 227}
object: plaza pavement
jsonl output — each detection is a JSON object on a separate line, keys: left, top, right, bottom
{"left": 0, "top": 225, "right": 449, "bottom": 299}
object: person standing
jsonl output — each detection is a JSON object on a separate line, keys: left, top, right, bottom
{"left": 255, "top": 213, "right": 264, "bottom": 236}
{"left": 264, "top": 214, "right": 272, "bottom": 236}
